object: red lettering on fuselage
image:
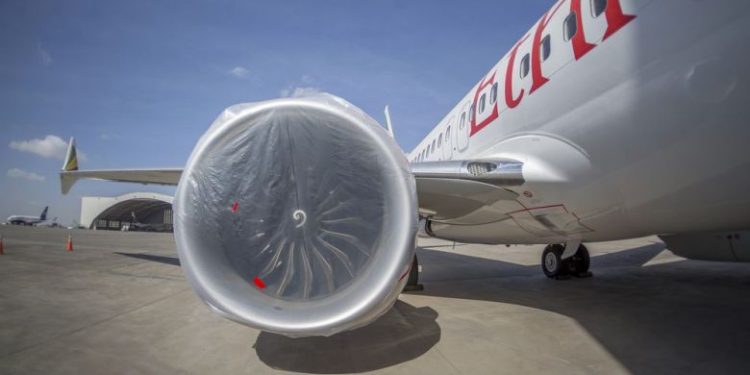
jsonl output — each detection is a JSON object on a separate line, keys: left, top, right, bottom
{"left": 603, "top": 0, "right": 636, "bottom": 40}
{"left": 570, "top": 0, "right": 596, "bottom": 60}
{"left": 470, "top": 73, "right": 499, "bottom": 136}
{"left": 505, "top": 34, "right": 530, "bottom": 109}
{"left": 465, "top": 0, "right": 636, "bottom": 139}
{"left": 530, "top": 0, "right": 566, "bottom": 94}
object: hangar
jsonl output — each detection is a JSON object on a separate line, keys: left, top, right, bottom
{"left": 80, "top": 192, "right": 174, "bottom": 231}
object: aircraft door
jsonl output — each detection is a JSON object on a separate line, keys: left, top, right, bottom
{"left": 457, "top": 104, "right": 470, "bottom": 152}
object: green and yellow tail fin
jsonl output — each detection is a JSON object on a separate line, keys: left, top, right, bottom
{"left": 62, "top": 137, "right": 78, "bottom": 171}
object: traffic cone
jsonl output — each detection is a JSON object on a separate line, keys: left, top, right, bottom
{"left": 66, "top": 234, "right": 73, "bottom": 252}
{"left": 0, "top": 235, "right": 4, "bottom": 255}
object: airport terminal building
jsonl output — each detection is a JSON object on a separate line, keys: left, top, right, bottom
{"left": 80, "top": 192, "right": 174, "bottom": 231}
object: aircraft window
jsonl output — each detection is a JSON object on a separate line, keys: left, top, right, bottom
{"left": 541, "top": 35, "right": 551, "bottom": 61}
{"left": 564, "top": 13, "right": 577, "bottom": 41}
{"left": 432, "top": 139, "right": 436, "bottom": 152}
{"left": 520, "top": 53, "right": 530, "bottom": 78}
{"left": 490, "top": 82, "right": 498, "bottom": 104}
{"left": 479, "top": 94, "right": 486, "bottom": 113}
{"left": 591, "top": 0, "right": 607, "bottom": 17}
{"left": 445, "top": 126, "right": 451, "bottom": 143}
{"left": 460, "top": 113, "right": 466, "bottom": 130}
{"left": 469, "top": 104, "right": 475, "bottom": 122}
{"left": 438, "top": 132, "right": 443, "bottom": 148}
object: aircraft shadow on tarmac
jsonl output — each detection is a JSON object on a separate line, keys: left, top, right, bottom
{"left": 115, "top": 252, "right": 181, "bottom": 266}
{"left": 415, "top": 243, "right": 750, "bottom": 374}
{"left": 254, "top": 301, "right": 440, "bottom": 373}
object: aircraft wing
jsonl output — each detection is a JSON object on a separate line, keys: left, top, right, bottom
{"left": 411, "top": 159, "right": 524, "bottom": 222}
{"left": 60, "top": 168, "right": 182, "bottom": 194}
{"left": 58, "top": 137, "right": 182, "bottom": 194}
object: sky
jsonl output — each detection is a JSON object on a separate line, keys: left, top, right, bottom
{"left": 0, "top": 0, "right": 554, "bottom": 226}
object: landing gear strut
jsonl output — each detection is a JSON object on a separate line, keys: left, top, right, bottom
{"left": 542, "top": 243, "right": 592, "bottom": 279}
{"left": 403, "top": 254, "right": 424, "bottom": 292}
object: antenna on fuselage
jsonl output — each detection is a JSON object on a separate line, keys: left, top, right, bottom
{"left": 384, "top": 105, "right": 395, "bottom": 138}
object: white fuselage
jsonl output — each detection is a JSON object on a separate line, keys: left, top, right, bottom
{"left": 6, "top": 215, "right": 43, "bottom": 225}
{"left": 411, "top": 0, "right": 750, "bottom": 244}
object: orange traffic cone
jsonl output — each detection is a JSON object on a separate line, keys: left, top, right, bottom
{"left": 0, "top": 235, "right": 4, "bottom": 255}
{"left": 66, "top": 234, "right": 73, "bottom": 252}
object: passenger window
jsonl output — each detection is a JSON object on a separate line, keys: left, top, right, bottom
{"left": 431, "top": 139, "right": 436, "bottom": 152}
{"left": 469, "top": 104, "right": 475, "bottom": 122}
{"left": 438, "top": 132, "right": 443, "bottom": 148}
{"left": 445, "top": 126, "right": 451, "bottom": 143}
{"left": 460, "top": 113, "right": 466, "bottom": 130}
{"left": 564, "top": 13, "right": 577, "bottom": 41}
{"left": 541, "top": 35, "right": 551, "bottom": 61}
{"left": 520, "top": 54, "right": 530, "bottom": 78}
{"left": 591, "top": 0, "right": 606, "bottom": 17}
{"left": 490, "top": 83, "right": 498, "bottom": 104}
{"left": 479, "top": 94, "right": 486, "bottom": 113}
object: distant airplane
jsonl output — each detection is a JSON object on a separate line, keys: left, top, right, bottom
{"left": 58, "top": 0, "right": 750, "bottom": 337}
{"left": 7, "top": 206, "right": 49, "bottom": 226}
{"left": 121, "top": 211, "right": 168, "bottom": 232}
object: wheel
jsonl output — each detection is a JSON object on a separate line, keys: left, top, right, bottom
{"left": 542, "top": 244, "right": 566, "bottom": 278}
{"left": 565, "top": 244, "right": 590, "bottom": 275}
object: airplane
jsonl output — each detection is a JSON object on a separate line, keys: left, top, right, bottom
{"left": 6, "top": 206, "right": 49, "bottom": 226}
{"left": 120, "top": 211, "right": 170, "bottom": 232}
{"left": 58, "top": 0, "right": 750, "bottom": 337}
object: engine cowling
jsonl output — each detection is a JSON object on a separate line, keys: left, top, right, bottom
{"left": 173, "top": 94, "right": 417, "bottom": 337}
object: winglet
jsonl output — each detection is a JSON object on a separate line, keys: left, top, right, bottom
{"left": 63, "top": 137, "right": 79, "bottom": 172}
{"left": 60, "top": 137, "right": 79, "bottom": 195}
{"left": 384, "top": 105, "right": 395, "bottom": 138}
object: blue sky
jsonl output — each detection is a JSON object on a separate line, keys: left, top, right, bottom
{"left": 0, "top": 0, "right": 554, "bottom": 225}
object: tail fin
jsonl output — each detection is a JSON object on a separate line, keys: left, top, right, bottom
{"left": 62, "top": 137, "right": 79, "bottom": 172}
{"left": 40, "top": 206, "right": 48, "bottom": 221}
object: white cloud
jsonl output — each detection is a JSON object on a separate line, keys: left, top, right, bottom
{"left": 37, "top": 44, "right": 52, "bottom": 66}
{"left": 280, "top": 86, "right": 322, "bottom": 98}
{"left": 7, "top": 168, "right": 45, "bottom": 182}
{"left": 228, "top": 66, "right": 249, "bottom": 78}
{"left": 9, "top": 135, "right": 86, "bottom": 161}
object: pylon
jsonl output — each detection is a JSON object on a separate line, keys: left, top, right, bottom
{"left": 66, "top": 234, "right": 73, "bottom": 252}
{"left": 0, "top": 235, "right": 4, "bottom": 255}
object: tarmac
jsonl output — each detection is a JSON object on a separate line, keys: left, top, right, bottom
{"left": 1, "top": 225, "right": 750, "bottom": 374}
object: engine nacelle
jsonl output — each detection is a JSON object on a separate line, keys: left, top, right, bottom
{"left": 173, "top": 94, "right": 417, "bottom": 337}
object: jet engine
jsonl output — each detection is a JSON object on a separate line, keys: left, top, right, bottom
{"left": 173, "top": 94, "right": 418, "bottom": 337}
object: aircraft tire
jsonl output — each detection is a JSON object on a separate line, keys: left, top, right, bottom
{"left": 564, "top": 244, "right": 590, "bottom": 275}
{"left": 542, "top": 244, "right": 566, "bottom": 278}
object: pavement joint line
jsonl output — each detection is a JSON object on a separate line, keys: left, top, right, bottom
{"left": 433, "top": 347, "right": 463, "bottom": 374}
{"left": 0, "top": 287, "right": 193, "bottom": 360}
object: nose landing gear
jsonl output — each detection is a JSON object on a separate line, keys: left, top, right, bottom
{"left": 542, "top": 242, "right": 592, "bottom": 279}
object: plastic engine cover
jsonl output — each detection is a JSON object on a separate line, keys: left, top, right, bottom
{"left": 173, "top": 94, "right": 417, "bottom": 337}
